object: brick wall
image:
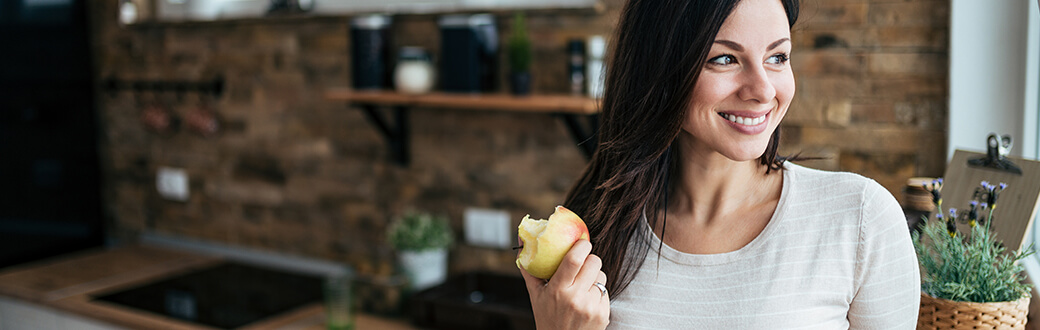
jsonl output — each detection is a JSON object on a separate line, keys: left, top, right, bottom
{"left": 785, "top": 0, "right": 949, "bottom": 194}
{"left": 90, "top": 0, "right": 948, "bottom": 276}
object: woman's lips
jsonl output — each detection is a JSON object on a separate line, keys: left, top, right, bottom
{"left": 717, "top": 111, "right": 769, "bottom": 135}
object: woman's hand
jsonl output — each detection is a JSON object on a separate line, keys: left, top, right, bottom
{"left": 520, "top": 239, "right": 610, "bottom": 330}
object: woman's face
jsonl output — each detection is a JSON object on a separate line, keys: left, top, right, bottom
{"left": 682, "top": 0, "right": 794, "bottom": 162}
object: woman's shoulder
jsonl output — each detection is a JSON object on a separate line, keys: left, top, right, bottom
{"left": 783, "top": 162, "right": 895, "bottom": 207}
{"left": 781, "top": 162, "right": 905, "bottom": 234}
{"left": 784, "top": 162, "right": 884, "bottom": 190}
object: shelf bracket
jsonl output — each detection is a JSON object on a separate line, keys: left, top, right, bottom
{"left": 359, "top": 105, "right": 410, "bottom": 166}
{"left": 559, "top": 114, "right": 599, "bottom": 159}
{"left": 354, "top": 104, "right": 597, "bottom": 165}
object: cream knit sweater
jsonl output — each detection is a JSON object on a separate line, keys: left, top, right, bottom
{"left": 608, "top": 163, "right": 920, "bottom": 329}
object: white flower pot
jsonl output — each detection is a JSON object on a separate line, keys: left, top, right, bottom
{"left": 398, "top": 248, "right": 448, "bottom": 291}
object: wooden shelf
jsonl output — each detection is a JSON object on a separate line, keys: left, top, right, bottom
{"left": 125, "top": 4, "right": 603, "bottom": 29}
{"left": 325, "top": 89, "right": 600, "bottom": 165}
{"left": 324, "top": 89, "right": 600, "bottom": 115}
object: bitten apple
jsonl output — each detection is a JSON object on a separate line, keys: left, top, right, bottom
{"left": 516, "top": 205, "right": 590, "bottom": 279}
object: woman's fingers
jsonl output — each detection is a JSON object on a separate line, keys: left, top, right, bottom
{"left": 519, "top": 238, "right": 610, "bottom": 330}
{"left": 586, "top": 270, "right": 609, "bottom": 300}
{"left": 595, "top": 271, "right": 610, "bottom": 302}
{"left": 549, "top": 239, "right": 593, "bottom": 289}
{"left": 519, "top": 265, "right": 546, "bottom": 295}
{"left": 574, "top": 253, "right": 603, "bottom": 291}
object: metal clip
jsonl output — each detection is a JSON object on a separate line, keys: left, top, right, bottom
{"left": 967, "top": 133, "right": 1023, "bottom": 175}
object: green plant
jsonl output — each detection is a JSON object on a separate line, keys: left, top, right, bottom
{"left": 508, "top": 12, "right": 532, "bottom": 73}
{"left": 913, "top": 180, "right": 1034, "bottom": 303}
{"left": 387, "top": 211, "right": 454, "bottom": 251}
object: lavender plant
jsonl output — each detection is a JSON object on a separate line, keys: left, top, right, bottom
{"left": 913, "top": 180, "right": 1034, "bottom": 303}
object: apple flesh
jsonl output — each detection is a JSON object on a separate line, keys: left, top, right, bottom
{"left": 516, "top": 205, "right": 590, "bottom": 279}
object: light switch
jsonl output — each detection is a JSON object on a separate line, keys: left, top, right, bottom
{"left": 464, "top": 208, "right": 512, "bottom": 249}
{"left": 157, "top": 167, "right": 190, "bottom": 202}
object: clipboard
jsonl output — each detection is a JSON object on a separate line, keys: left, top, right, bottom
{"left": 940, "top": 136, "right": 1040, "bottom": 252}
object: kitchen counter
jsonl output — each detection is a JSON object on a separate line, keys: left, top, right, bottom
{"left": 0, "top": 245, "right": 415, "bottom": 329}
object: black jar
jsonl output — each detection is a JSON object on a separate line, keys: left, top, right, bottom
{"left": 350, "top": 15, "right": 392, "bottom": 90}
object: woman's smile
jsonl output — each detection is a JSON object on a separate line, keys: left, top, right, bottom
{"left": 716, "top": 110, "right": 771, "bottom": 135}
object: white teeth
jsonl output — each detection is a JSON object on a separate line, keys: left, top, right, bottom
{"left": 721, "top": 113, "right": 766, "bottom": 125}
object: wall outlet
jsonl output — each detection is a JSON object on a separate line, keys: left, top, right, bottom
{"left": 157, "top": 167, "right": 190, "bottom": 202}
{"left": 464, "top": 208, "right": 512, "bottom": 249}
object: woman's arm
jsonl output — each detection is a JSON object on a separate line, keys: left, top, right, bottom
{"left": 847, "top": 182, "right": 921, "bottom": 329}
{"left": 520, "top": 239, "right": 611, "bottom": 330}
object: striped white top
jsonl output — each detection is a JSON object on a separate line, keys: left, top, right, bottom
{"left": 609, "top": 163, "right": 920, "bottom": 329}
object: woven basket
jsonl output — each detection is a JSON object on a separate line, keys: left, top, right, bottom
{"left": 917, "top": 292, "right": 1030, "bottom": 329}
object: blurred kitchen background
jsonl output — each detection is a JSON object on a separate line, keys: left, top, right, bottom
{"left": 0, "top": 0, "right": 1037, "bottom": 329}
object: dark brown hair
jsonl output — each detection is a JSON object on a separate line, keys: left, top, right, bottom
{"left": 564, "top": 0, "right": 800, "bottom": 297}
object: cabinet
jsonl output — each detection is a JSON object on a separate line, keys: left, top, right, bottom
{"left": 0, "top": 297, "right": 121, "bottom": 330}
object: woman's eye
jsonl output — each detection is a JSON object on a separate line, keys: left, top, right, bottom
{"left": 708, "top": 55, "right": 736, "bottom": 66}
{"left": 766, "top": 53, "right": 790, "bottom": 65}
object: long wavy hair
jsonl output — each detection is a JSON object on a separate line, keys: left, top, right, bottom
{"left": 564, "top": 0, "right": 800, "bottom": 297}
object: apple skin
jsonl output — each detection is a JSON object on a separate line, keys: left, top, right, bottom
{"left": 516, "top": 205, "right": 590, "bottom": 279}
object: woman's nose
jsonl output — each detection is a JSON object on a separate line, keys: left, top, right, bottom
{"left": 737, "top": 65, "right": 776, "bottom": 104}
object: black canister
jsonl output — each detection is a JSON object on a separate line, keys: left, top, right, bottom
{"left": 351, "top": 15, "right": 392, "bottom": 90}
{"left": 439, "top": 14, "right": 498, "bottom": 93}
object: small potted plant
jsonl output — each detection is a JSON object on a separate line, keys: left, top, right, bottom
{"left": 914, "top": 180, "right": 1034, "bottom": 329}
{"left": 508, "top": 12, "right": 533, "bottom": 95}
{"left": 387, "top": 210, "right": 454, "bottom": 291}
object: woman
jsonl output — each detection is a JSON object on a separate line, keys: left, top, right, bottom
{"left": 518, "top": 0, "right": 921, "bottom": 328}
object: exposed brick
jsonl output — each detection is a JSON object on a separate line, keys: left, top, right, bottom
{"left": 838, "top": 151, "right": 916, "bottom": 204}
{"left": 867, "top": 53, "right": 947, "bottom": 78}
{"left": 876, "top": 26, "right": 948, "bottom": 50}
{"left": 251, "top": 26, "right": 300, "bottom": 55}
{"left": 799, "top": 125, "right": 920, "bottom": 153}
{"left": 787, "top": 95, "right": 828, "bottom": 125}
{"left": 850, "top": 102, "right": 896, "bottom": 124}
{"left": 826, "top": 100, "right": 853, "bottom": 127}
{"left": 164, "top": 30, "right": 215, "bottom": 54}
{"left": 204, "top": 179, "right": 285, "bottom": 205}
{"left": 793, "top": 28, "right": 873, "bottom": 50}
{"left": 779, "top": 124, "right": 803, "bottom": 145}
{"left": 113, "top": 182, "right": 149, "bottom": 231}
{"left": 894, "top": 99, "right": 947, "bottom": 130}
{"left": 793, "top": 50, "right": 866, "bottom": 77}
{"left": 781, "top": 146, "right": 841, "bottom": 172}
{"left": 94, "top": 0, "right": 950, "bottom": 275}
{"left": 868, "top": 1, "right": 950, "bottom": 27}
{"left": 868, "top": 78, "right": 948, "bottom": 98}
{"left": 915, "top": 130, "right": 947, "bottom": 177}
{"left": 450, "top": 245, "right": 518, "bottom": 275}
{"left": 233, "top": 153, "right": 287, "bottom": 184}
{"left": 801, "top": 2, "right": 869, "bottom": 25}
{"left": 796, "top": 76, "right": 864, "bottom": 100}
{"left": 298, "top": 32, "right": 349, "bottom": 54}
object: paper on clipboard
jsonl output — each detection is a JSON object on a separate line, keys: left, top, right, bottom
{"left": 939, "top": 150, "right": 1040, "bottom": 252}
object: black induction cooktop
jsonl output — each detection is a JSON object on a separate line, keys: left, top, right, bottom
{"left": 93, "top": 262, "right": 324, "bottom": 329}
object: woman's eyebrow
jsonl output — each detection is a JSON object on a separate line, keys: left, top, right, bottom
{"left": 713, "top": 40, "right": 743, "bottom": 52}
{"left": 768, "top": 38, "right": 791, "bottom": 51}
{"left": 712, "top": 38, "right": 791, "bottom": 52}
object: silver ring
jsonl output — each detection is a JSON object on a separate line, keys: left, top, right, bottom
{"left": 593, "top": 282, "right": 608, "bottom": 297}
